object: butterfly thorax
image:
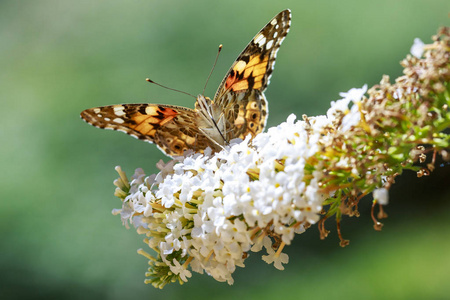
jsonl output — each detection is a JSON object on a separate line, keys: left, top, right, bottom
{"left": 195, "top": 95, "right": 228, "bottom": 149}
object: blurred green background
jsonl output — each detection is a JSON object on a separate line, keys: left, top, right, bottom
{"left": 1, "top": 0, "right": 449, "bottom": 299}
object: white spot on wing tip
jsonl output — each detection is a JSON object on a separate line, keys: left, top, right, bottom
{"left": 255, "top": 36, "right": 266, "bottom": 47}
{"left": 114, "top": 106, "right": 126, "bottom": 116}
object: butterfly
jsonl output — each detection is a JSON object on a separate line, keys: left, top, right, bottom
{"left": 80, "top": 9, "right": 291, "bottom": 157}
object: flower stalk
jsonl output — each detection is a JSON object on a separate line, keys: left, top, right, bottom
{"left": 111, "top": 27, "right": 449, "bottom": 288}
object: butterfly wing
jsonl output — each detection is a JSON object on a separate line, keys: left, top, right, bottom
{"left": 213, "top": 9, "right": 291, "bottom": 140}
{"left": 80, "top": 104, "right": 212, "bottom": 157}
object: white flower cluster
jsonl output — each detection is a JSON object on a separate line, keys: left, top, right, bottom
{"left": 113, "top": 87, "right": 368, "bottom": 285}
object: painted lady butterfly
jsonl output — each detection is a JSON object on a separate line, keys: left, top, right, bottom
{"left": 81, "top": 9, "right": 291, "bottom": 157}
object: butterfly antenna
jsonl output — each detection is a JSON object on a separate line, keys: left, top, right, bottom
{"left": 202, "top": 44, "right": 223, "bottom": 95}
{"left": 146, "top": 78, "right": 197, "bottom": 99}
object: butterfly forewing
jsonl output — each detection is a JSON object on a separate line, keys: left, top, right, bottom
{"left": 215, "top": 9, "right": 291, "bottom": 98}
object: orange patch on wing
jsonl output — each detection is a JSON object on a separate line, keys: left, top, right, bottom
{"left": 134, "top": 122, "right": 155, "bottom": 134}
{"left": 133, "top": 115, "right": 153, "bottom": 128}
{"left": 159, "top": 107, "right": 178, "bottom": 116}
{"left": 158, "top": 108, "right": 179, "bottom": 125}
{"left": 148, "top": 107, "right": 178, "bottom": 126}
{"left": 225, "top": 55, "right": 270, "bottom": 92}
{"left": 225, "top": 72, "right": 238, "bottom": 90}
{"left": 230, "top": 81, "right": 249, "bottom": 91}
{"left": 132, "top": 107, "right": 179, "bottom": 132}
{"left": 244, "top": 55, "right": 269, "bottom": 77}
{"left": 159, "top": 115, "right": 176, "bottom": 126}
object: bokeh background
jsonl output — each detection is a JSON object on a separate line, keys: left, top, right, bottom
{"left": 1, "top": 0, "right": 449, "bottom": 299}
